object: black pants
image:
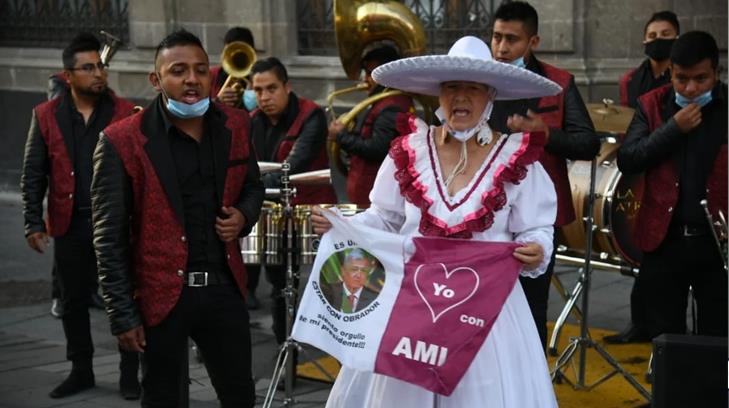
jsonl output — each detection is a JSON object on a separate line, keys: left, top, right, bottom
{"left": 54, "top": 212, "right": 98, "bottom": 363}
{"left": 141, "top": 285, "right": 255, "bottom": 408}
{"left": 248, "top": 264, "right": 289, "bottom": 344}
{"left": 638, "top": 231, "right": 727, "bottom": 338}
{"left": 519, "top": 235, "right": 557, "bottom": 351}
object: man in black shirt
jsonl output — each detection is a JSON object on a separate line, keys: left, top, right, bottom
{"left": 21, "top": 33, "right": 140, "bottom": 399}
{"left": 250, "top": 57, "right": 336, "bottom": 346}
{"left": 608, "top": 11, "right": 680, "bottom": 344}
{"left": 488, "top": 2, "right": 599, "bottom": 351}
{"left": 618, "top": 31, "right": 727, "bottom": 340}
{"left": 91, "top": 30, "right": 264, "bottom": 407}
{"left": 619, "top": 11, "right": 680, "bottom": 109}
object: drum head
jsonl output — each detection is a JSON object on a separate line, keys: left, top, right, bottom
{"left": 607, "top": 171, "right": 644, "bottom": 265}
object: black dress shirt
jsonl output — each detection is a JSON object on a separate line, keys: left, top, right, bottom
{"left": 159, "top": 102, "right": 228, "bottom": 275}
{"left": 64, "top": 90, "right": 114, "bottom": 210}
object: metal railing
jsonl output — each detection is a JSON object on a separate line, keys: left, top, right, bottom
{"left": 0, "top": 0, "right": 129, "bottom": 48}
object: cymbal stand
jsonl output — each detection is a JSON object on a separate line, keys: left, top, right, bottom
{"left": 550, "top": 158, "right": 650, "bottom": 402}
{"left": 263, "top": 162, "right": 334, "bottom": 408}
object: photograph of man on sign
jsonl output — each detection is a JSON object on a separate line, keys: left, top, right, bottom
{"left": 319, "top": 248, "right": 385, "bottom": 313}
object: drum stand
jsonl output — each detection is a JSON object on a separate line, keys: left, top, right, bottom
{"left": 262, "top": 162, "right": 335, "bottom": 408}
{"left": 550, "top": 159, "right": 651, "bottom": 402}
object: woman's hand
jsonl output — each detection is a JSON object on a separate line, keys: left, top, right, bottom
{"left": 311, "top": 206, "right": 333, "bottom": 235}
{"left": 513, "top": 242, "right": 544, "bottom": 271}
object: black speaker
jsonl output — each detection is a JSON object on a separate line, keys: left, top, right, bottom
{"left": 651, "top": 334, "right": 727, "bottom": 408}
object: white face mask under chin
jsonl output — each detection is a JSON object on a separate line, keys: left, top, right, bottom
{"left": 436, "top": 98, "right": 495, "bottom": 189}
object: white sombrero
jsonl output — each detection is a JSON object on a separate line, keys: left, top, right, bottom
{"left": 372, "top": 36, "right": 561, "bottom": 100}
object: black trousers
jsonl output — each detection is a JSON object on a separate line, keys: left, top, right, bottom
{"left": 54, "top": 212, "right": 139, "bottom": 369}
{"left": 141, "top": 285, "right": 255, "bottom": 408}
{"left": 54, "top": 212, "right": 98, "bottom": 363}
{"left": 248, "top": 264, "right": 289, "bottom": 344}
{"left": 518, "top": 235, "right": 557, "bottom": 351}
{"left": 638, "top": 231, "right": 727, "bottom": 338}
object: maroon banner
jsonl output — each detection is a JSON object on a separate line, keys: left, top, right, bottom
{"left": 374, "top": 237, "right": 522, "bottom": 395}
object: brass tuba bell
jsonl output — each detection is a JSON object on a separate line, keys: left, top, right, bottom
{"left": 328, "top": 0, "right": 431, "bottom": 175}
{"left": 217, "top": 41, "right": 257, "bottom": 103}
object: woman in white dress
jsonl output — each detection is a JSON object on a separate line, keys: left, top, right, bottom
{"left": 312, "top": 36, "right": 561, "bottom": 408}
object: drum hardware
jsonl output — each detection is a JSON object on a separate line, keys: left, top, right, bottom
{"left": 262, "top": 162, "right": 334, "bottom": 408}
{"left": 586, "top": 99, "right": 636, "bottom": 133}
{"left": 259, "top": 161, "right": 284, "bottom": 174}
{"left": 289, "top": 169, "right": 331, "bottom": 186}
{"left": 550, "top": 158, "right": 651, "bottom": 402}
{"left": 700, "top": 199, "right": 728, "bottom": 271}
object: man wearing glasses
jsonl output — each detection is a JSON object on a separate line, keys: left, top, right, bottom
{"left": 20, "top": 32, "right": 139, "bottom": 399}
{"left": 322, "top": 249, "right": 379, "bottom": 313}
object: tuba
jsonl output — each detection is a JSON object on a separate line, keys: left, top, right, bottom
{"left": 328, "top": 0, "right": 430, "bottom": 175}
{"left": 217, "top": 41, "right": 257, "bottom": 105}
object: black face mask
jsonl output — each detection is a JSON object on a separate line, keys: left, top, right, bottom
{"left": 644, "top": 38, "right": 676, "bottom": 61}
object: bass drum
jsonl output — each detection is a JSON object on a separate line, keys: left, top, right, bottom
{"left": 558, "top": 141, "right": 644, "bottom": 266}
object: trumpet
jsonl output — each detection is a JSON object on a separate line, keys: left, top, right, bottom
{"left": 700, "top": 199, "right": 728, "bottom": 271}
{"left": 217, "top": 41, "right": 257, "bottom": 105}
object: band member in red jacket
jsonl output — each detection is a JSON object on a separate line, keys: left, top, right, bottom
{"left": 488, "top": 1, "right": 600, "bottom": 350}
{"left": 249, "top": 57, "right": 336, "bottom": 346}
{"left": 608, "top": 11, "right": 681, "bottom": 344}
{"left": 617, "top": 31, "right": 727, "bottom": 340}
{"left": 21, "top": 32, "right": 140, "bottom": 399}
{"left": 618, "top": 11, "right": 680, "bottom": 109}
{"left": 327, "top": 44, "right": 414, "bottom": 207}
{"left": 91, "top": 30, "right": 264, "bottom": 407}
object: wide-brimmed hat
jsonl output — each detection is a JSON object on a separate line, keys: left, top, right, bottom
{"left": 371, "top": 36, "right": 561, "bottom": 100}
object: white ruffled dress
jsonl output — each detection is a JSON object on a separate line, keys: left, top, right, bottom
{"left": 325, "top": 118, "right": 559, "bottom": 408}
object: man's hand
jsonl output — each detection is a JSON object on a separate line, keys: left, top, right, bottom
{"left": 216, "top": 206, "right": 246, "bottom": 242}
{"left": 217, "top": 87, "right": 240, "bottom": 107}
{"left": 328, "top": 120, "right": 346, "bottom": 142}
{"left": 513, "top": 242, "right": 544, "bottom": 271}
{"left": 507, "top": 109, "right": 550, "bottom": 141}
{"left": 26, "top": 231, "right": 49, "bottom": 253}
{"left": 673, "top": 103, "right": 702, "bottom": 134}
{"left": 118, "top": 326, "right": 146, "bottom": 353}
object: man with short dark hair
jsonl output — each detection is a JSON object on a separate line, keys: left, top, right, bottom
{"left": 249, "top": 56, "right": 336, "bottom": 345}
{"left": 21, "top": 32, "right": 140, "bottom": 399}
{"left": 619, "top": 11, "right": 681, "bottom": 109}
{"left": 607, "top": 11, "right": 682, "bottom": 344}
{"left": 91, "top": 29, "right": 264, "bottom": 407}
{"left": 488, "top": 1, "right": 600, "bottom": 350}
{"left": 328, "top": 44, "right": 414, "bottom": 207}
{"left": 617, "top": 31, "right": 727, "bottom": 340}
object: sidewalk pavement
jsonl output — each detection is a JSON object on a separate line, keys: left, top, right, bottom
{"left": 0, "top": 194, "right": 641, "bottom": 407}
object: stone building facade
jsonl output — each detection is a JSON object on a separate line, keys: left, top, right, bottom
{"left": 0, "top": 0, "right": 726, "bottom": 185}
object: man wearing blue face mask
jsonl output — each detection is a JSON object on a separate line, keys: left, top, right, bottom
{"left": 619, "top": 11, "right": 680, "bottom": 109}
{"left": 618, "top": 31, "right": 727, "bottom": 341}
{"left": 91, "top": 29, "right": 264, "bottom": 407}
{"left": 211, "top": 26, "right": 260, "bottom": 112}
{"left": 488, "top": 1, "right": 599, "bottom": 351}
{"left": 607, "top": 11, "right": 681, "bottom": 345}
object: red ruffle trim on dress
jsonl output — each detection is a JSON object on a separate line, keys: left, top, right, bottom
{"left": 389, "top": 129, "right": 547, "bottom": 238}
